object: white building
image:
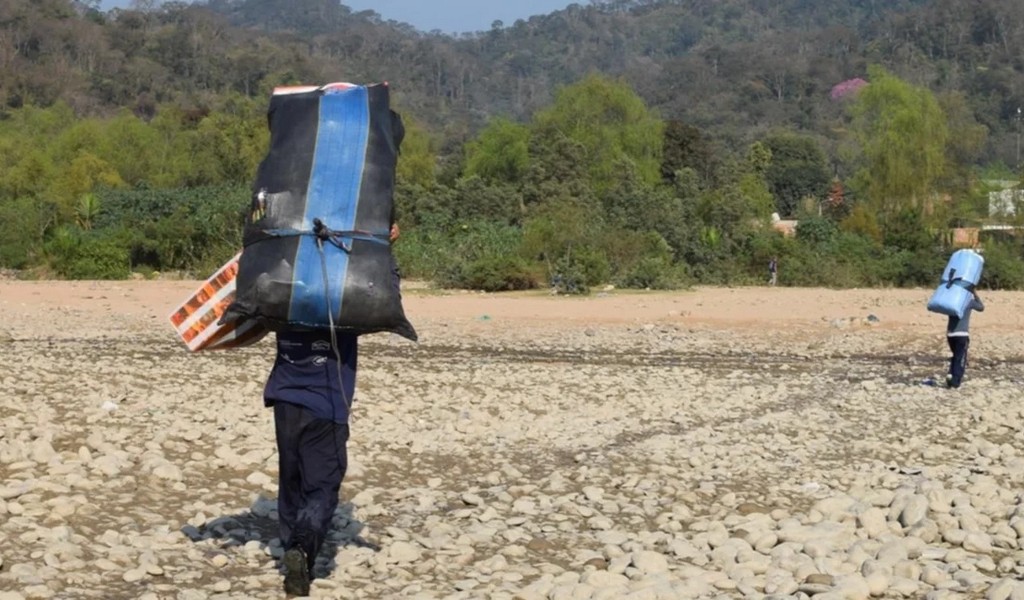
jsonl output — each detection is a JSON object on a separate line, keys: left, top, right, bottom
{"left": 987, "top": 180, "right": 1024, "bottom": 217}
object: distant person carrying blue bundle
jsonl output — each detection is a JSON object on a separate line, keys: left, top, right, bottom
{"left": 927, "top": 249, "right": 983, "bottom": 318}
{"left": 926, "top": 249, "right": 985, "bottom": 388}
{"left": 945, "top": 290, "right": 983, "bottom": 389}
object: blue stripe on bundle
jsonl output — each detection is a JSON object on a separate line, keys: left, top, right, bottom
{"left": 289, "top": 87, "right": 370, "bottom": 325}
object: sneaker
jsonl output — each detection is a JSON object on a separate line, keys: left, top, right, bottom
{"left": 283, "top": 547, "right": 310, "bottom": 597}
{"left": 945, "top": 374, "right": 954, "bottom": 388}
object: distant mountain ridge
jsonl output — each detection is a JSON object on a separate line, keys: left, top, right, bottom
{"left": 3, "top": 0, "right": 1023, "bottom": 164}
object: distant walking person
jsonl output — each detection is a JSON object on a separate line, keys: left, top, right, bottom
{"left": 768, "top": 257, "right": 778, "bottom": 286}
{"left": 946, "top": 290, "right": 984, "bottom": 388}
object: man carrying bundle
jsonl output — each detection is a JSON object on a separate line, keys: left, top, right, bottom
{"left": 269, "top": 223, "right": 400, "bottom": 596}
{"left": 220, "top": 82, "right": 417, "bottom": 596}
{"left": 945, "top": 290, "right": 983, "bottom": 389}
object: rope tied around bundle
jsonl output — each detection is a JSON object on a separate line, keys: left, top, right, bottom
{"left": 251, "top": 217, "right": 390, "bottom": 253}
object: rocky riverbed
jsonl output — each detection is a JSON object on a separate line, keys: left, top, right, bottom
{"left": 3, "top": 282, "right": 1024, "bottom": 599}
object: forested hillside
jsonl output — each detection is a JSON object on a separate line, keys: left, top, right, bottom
{"left": 2, "top": 0, "right": 1024, "bottom": 289}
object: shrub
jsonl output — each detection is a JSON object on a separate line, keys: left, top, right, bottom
{"left": 881, "top": 208, "right": 935, "bottom": 252}
{"left": 796, "top": 215, "right": 837, "bottom": 246}
{"left": 71, "top": 238, "right": 130, "bottom": 279}
{"left": 0, "top": 197, "right": 49, "bottom": 268}
{"left": 981, "top": 240, "right": 1024, "bottom": 290}
{"left": 45, "top": 227, "right": 130, "bottom": 279}
{"left": 457, "top": 255, "right": 538, "bottom": 291}
{"left": 616, "top": 256, "right": 683, "bottom": 289}
{"left": 573, "top": 245, "right": 612, "bottom": 287}
{"left": 767, "top": 230, "right": 891, "bottom": 288}
{"left": 772, "top": 244, "right": 838, "bottom": 287}
{"left": 828, "top": 231, "right": 887, "bottom": 286}
{"left": 894, "top": 247, "right": 947, "bottom": 287}
{"left": 408, "top": 220, "right": 527, "bottom": 289}
{"left": 95, "top": 184, "right": 247, "bottom": 275}
{"left": 550, "top": 252, "right": 590, "bottom": 295}
{"left": 605, "top": 230, "right": 684, "bottom": 289}
{"left": 391, "top": 222, "right": 451, "bottom": 280}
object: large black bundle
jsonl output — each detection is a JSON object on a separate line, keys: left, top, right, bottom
{"left": 221, "top": 83, "right": 416, "bottom": 341}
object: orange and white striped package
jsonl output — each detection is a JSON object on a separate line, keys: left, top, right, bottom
{"left": 168, "top": 252, "right": 269, "bottom": 352}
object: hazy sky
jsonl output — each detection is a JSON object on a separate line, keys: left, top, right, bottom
{"left": 98, "top": 1, "right": 578, "bottom": 33}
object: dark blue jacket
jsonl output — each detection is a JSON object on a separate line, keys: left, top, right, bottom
{"left": 264, "top": 330, "right": 358, "bottom": 423}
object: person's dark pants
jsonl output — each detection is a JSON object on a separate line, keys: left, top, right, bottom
{"left": 948, "top": 335, "right": 970, "bottom": 388}
{"left": 274, "top": 401, "right": 349, "bottom": 572}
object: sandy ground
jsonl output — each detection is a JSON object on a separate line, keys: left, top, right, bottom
{"left": 4, "top": 281, "right": 1024, "bottom": 600}
{"left": 5, "top": 279, "right": 1024, "bottom": 334}
{"left": 6, "top": 280, "right": 1024, "bottom": 364}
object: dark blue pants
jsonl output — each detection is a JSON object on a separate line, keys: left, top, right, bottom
{"left": 274, "top": 401, "right": 349, "bottom": 571}
{"left": 947, "top": 335, "right": 970, "bottom": 388}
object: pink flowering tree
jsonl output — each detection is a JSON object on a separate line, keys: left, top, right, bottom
{"left": 830, "top": 78, "right": 868, "bottom": 101}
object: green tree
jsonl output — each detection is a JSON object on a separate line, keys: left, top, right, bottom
{"left": 190, "top": 96, "right": 268, "bottom": 184}
{"left": 531, "top": 74, "right": 663, "bottom": 194}
{"left": 0, "top": 197, "right": 51, "bottom": 268}
{"left": 521, "top": 133, "right": 595, "bottom": 210}
{"left": 739, "top": 143, "right": 776, "bottom": 220}
{"left": 840, "top": 203, "right": 882, "bottom": 244}
{"left": 761, "top": 131, "right": 831, "bottom": 217}
{"left": 463, "top": 117, "right": 530, "bottom": 184}
{"left": 661, "top": 120, "right": 716, "bottom": 186}
{"left": 937, "top": 91, "right": 988, "bottom": 208}
{"left": 395, "top": 116, "right": 437, "bottom": 189}
{"left": 736, "top": 170, "right": 775, "bottom": 221}
{"left": 3, "top": 149, "right": 56, "bottom": 200}
{"left": 96, "top": 109, "right": 167, "bottom": 186}
{"left": 849, "top": 66, "right": 949, "bottom": 217}
{"left": 49, "top": 153, "right": 125, "bottom": 218}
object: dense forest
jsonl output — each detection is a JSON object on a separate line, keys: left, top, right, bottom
{"left": 2, "top": 0, "right": 1024, "bottom": 290}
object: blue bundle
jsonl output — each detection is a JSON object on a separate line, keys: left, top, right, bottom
{"left": 926, "top": 249, "right": 984, "bottom": 318}
{"left": 222, "top": 83, "right": 416, "bottom": 341}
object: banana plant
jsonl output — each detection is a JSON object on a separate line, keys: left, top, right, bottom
{"left": 76, "top": 193, "right": 101, "bottom": 231}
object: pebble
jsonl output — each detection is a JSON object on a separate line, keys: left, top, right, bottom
{"left": 857, "top": 507, "right": 888, "bottom": 538}
{"left": 387, "top": 541, "right": 422, "bottom": 564}
{"left": 245, "top": 471, "right": 273, "bottom": 486}
{"left": 631, "top": 551, "right": 669, "bottom": 574}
